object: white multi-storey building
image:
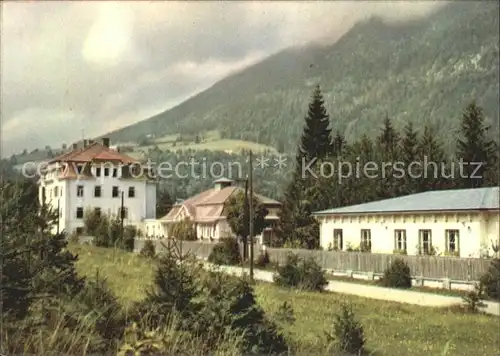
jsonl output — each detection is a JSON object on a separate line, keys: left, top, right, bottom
{"left": 38, "top": 138, "right": 157, "bottom": 235}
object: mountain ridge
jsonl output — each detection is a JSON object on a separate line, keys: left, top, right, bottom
{"left": 102, "top": 1, "right": 499, "bottom": 153}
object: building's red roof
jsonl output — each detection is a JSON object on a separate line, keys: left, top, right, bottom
{"left": 49, "top": 141, "right": 138, "bottom": 164}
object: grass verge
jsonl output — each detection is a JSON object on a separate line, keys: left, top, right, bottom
{"left": 70, "top": 244, "right": 499, "bottom": 356}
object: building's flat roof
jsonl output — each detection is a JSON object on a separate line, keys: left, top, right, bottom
{"left": 313, "top": 187, "right": 499, "bottom": 215}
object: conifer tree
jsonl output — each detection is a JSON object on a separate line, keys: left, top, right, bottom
{"left": 378, "top": 114, "right": 400, "bottom": 161}
{"left": 417, "top": 125, "right": 448, "bottom": 191}
{"left": 331, "top": 130, "right": 347, "bottom": 157}
{"left": 296, "top": 85, "right": 332, "bottom": 169}
{"left": 456, "top": 101, "right": 497, "bottom": 188}
{"left": 376, "top": 115, "right": 400, "bottom": 198}
{"left": 197, "top": 273, "right": 288, "bottom": 354}
{"left": 399, "top": 121, "right": 420, "bottom": 195}
{"left": 136, "top": 241, "right": 201, "bottom": 329}
{"left": 275, "top": 176, "right": 303, "bottom": 247}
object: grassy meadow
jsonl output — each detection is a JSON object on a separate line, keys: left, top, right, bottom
{"left": 129, "top": 129, "right": 278, "bottom": 159}
{"left": 70, "top": 244, "right": 499, "bottom": 356}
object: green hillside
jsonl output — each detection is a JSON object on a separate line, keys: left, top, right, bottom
{"left": 104, "top": 1, "right": 499, "bottom": 153}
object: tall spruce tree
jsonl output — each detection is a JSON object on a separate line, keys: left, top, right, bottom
{"left": 417, "top": 125, "right": 449, "bottom": 191}
{"left": 376, "top": 114, "right": 400, "bottom": 199}
{"left": 277, "top": 85, "right": 332, "bottom": 249}
{"left": 296, "top": 85, "right": 332, "bottom": 170}
{"left": 456, "top": 101, "right": 497, "bottom": 188}
{"left": 399, "top": 121, "right": 420, "bottom": 195}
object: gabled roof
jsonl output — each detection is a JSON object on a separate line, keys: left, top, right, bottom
{"left": 49, "top": 141, "right": 137, "bottom": 164}
{"left": 160, "top": 185, "right": 281, "bottom": 223}
{"left": 313, "top": 187, "right": 500, "bottom": 215}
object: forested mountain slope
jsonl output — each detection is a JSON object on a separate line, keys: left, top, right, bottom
{"left": 106, "top": 1, "right": 499, "bottom": 153}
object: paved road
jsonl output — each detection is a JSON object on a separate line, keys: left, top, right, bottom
{"left": 204, "top": 263, "right": 500, "bottom": 317}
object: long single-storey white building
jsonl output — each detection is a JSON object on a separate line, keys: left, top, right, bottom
{"left": 313, "top": 187, "right": 499, "bottom": 258}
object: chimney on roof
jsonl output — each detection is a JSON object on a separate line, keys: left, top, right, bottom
{"left": 214, "top": 177, "right": 233, "bottom": 191}
{"left": 72, "top": 143, "right": 78, "bottom": 150}
{"left": 102, "top": 137, "right": 110, "bottom": 147}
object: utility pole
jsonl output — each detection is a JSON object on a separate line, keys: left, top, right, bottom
{"left": 56, "top": 198, "right": 60, "bottom": 234}
{"left": 120, "top": 191, "right": 124, "bottom": 243}
{"left": 248, "top": 150, "right": 254, "bottom": 282}
{"left": 243, "top": 177, "right": 249, "bottom": 261}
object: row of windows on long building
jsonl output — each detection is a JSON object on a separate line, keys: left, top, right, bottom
{"left": 45, "top": 185, "right": 136, "bottom": 199}
{"left": 76, "top": 185, "right": 136, "bottom": 198}
{"left": 330, "top": 229, "right": 460, "bottom": 255}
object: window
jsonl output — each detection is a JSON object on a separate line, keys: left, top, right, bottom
{"left": 118, "top": 207, "right": 128, "bottom": 219}
{"left": 445, "top": 230, "right": 460, "bottom": 255}
{"left": 419, "top": 230, "right": 432, "bottom": 255}
{"left": 360, "top": 229, "right": 371, "bottom": 252}
{"left": 54, "top": 186, "right": 59, "bottom": 197}
{"left": 94, "top": 185, "right": 101, "bottom": 197}
{"left": 333, "top": 229, "right": 343, "bottom": 250}
{"left": 112, "top": 168, "right": 118, "bottom": 177}
{"left": 94, "top": 207, "right": 101, "bottom": 217}
{"left": 95, "top": 167, "right": 101, "bottom": 177}
{"left": 76, "top": 165, "right": 83, "bottom": 174}
{"left": 112, "top": 186, "right": 119, "bottom": 198}
{"left": 77, "top": 185, "right": 84, "bottom": 197}
{"left": 76, "top": 207, "right": 84, "bottom": 219}
{"left": 128, "top": 186, "right": 135, "bottom": 198}
{"left": 76, "top": 227, "right": 84, "bottom": 235}
{"left": 394, "top": 230, "right": 407, "bottom": 252}
{"left": 104, "top": 167, "right": 110, "bottom": 177}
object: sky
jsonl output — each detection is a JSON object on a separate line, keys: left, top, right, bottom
{"left": 0, "top": 1, "right": 445, "bottom": 157}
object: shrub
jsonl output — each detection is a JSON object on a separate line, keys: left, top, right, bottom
{"left": 207, "top": 237, "right": 241, "bottom": 266}
{"left": 255, "top": 250, "right": 271, "bottom": 268}
{"left": 479, "top": 258, "right": 500, "bottom": 301}
{"left": 275, "top": 301, "right": 295, "bottom": 325}
{"left": 380, "top": 258, "right": 412, "bottom": 289}
{"left": 273, "top": 253, "right": 328, "bottom": 292}
{"left": 134, "top": 240, "right": 202, "bottom": 330}
{"left": 462, "top": 282, "right": 486, "bottom": 313}
{"left": 167, "top": 219, "right": 197, "bottom": 241}
{"left": 326, "top": 301, "right": 366, "bottom": 355}
{"left": 195, "top": 271, "right": 288, "bottom": 355}
{"left": 140, "top": 240, "right": 157, "bottom": 259}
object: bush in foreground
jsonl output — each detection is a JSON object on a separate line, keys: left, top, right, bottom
{"left": 273, "top": 253, "right": 327, "bottom": 292}
{"left": 196, "top": 272, "right": 288, "bottom": 355}
{"left": 255, "top": 250, "right": 271, "bottom": 268}
{"left": 379, "top": 258, "right": 412, "bottom": 289}
{"left": 140, "top": 240, "right": 157, "bottom": 259}
{"left": 479, "top": 258, "right": 500, "bottom": 301}
{"left": 326, "top": 301, "right": 366, "bottom": 355}
{"left": 461, "top": 283, "right": 486, "bottom": 313}
{"left": 208, "top": 237, "right": 241, "bottom": 266}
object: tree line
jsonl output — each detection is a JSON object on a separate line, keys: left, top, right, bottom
{"left": 276, "top": 85, "right": 499, "bottom": 249}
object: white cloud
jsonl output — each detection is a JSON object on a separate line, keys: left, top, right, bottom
{"left": 0, "top": 1, "right": 445, "bottom": 157}
{"left": 82, "top": 2, "right": 139, "bottom": 67}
